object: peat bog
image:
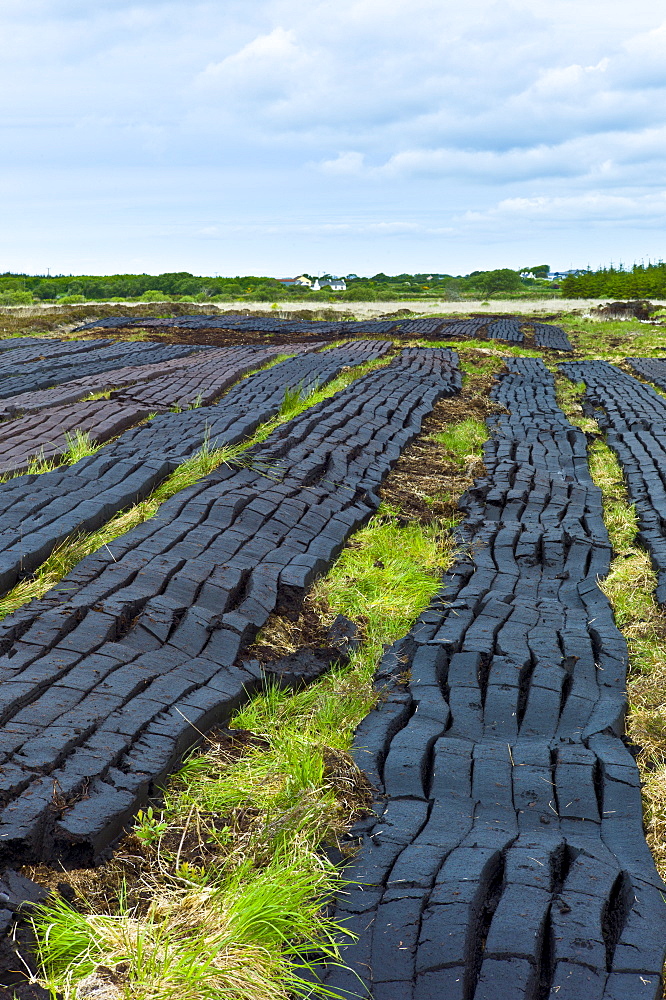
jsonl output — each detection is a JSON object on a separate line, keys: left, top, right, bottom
{"left": 0, "top": 306, "right": 663, "bottom": 999}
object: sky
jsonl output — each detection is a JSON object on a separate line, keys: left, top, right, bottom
{"left": 2, "top": 0, "right": 666, "bottom": 277}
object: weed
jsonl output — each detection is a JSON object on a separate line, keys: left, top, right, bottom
{"left": 134, "top": 807, "right": 170, "bottom": 846}
{"left": 62, "top": 429, "right": 102, "bottom": 464}
{"left": 27, "top": 449, "right": 57, "bottom": 475}
{"left": 428, "top": 418, "right": 487, "bottom": 468}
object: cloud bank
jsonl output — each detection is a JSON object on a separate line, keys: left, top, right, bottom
{"left": 1, "top": 0, "right": 665, "bottom": 273}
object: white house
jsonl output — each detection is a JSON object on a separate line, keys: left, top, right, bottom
{"left": 311, "top": 277, "right": 347, "bottom": 291}
{"left": 546, "top": 270, "right": 585, "bottom": 281}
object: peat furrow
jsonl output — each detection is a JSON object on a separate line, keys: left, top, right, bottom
{"left": 0, "top": 341, "right": 391, "bottom": 596}
{"left": 76, "top": 314, "right": 404, "bottom": 337}
{"left": 0, "top": 348, "right": 460, "bottom": 883}
{"left": 314, "top": 356, "right": 666, "bottom": 1000}
{"left": 0, "top": 340, "right": 209, "bottom": 399}
{"left": 0, "top": 345, "right": 293, "bottom": 474}
{"left": 560, "top": 359, "right": 666, "bottom": 605}
{"left": 74, "top": 313, "right": 574, "bottom": 349}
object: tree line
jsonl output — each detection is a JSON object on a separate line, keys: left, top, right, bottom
{"left": 0, "top": 266, "right": 556, "bottom": 305}
{"left": 560, "top": 262, "right": 666, "bottom": 299}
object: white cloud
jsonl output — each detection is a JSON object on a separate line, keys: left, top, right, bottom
{"left": 462, "top": 191, "right": 666, "bottom": 228}
{"left": 319, "top": 152, "right": 366, "bottom": 176}
{"left": 1, "top": 1, "right": 666, "bottom": 272}
{"left": 195, "top": 26, "right": 316, "bottom": 104}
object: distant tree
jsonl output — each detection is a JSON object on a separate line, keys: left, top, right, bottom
{"left": 519, "top": 264, "right": 550, "bottom": 277}
{"left": 473, "top": 269, "right": 523, "bottom": 294}
{"left": 0, "top": 290, "right": 33, "bottom": 305}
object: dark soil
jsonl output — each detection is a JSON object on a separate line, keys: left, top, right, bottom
{"left": 117, "top": 327, "right": 335, "bottom": 347}
{"left": 247, "top": 595, "right": 343, "bottom": 662}
{"left": 380, "top": 370, "right": 499, "bottom": 523}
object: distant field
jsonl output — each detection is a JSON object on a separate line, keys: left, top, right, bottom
{"left": 5, "top": 296, "right": 666, "bottom": 320}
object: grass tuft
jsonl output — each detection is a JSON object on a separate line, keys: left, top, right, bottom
{"left": 427, "top": 418, "right": 487, "bottom": 468}
{"left": 32, "top": 851, "right": 348, "bottom": 1000}
{"left": 27, "top": 449, "right": 57, "bottom": 475}
{"left": 62, "top": 429, "right": 103, "bottom": 464}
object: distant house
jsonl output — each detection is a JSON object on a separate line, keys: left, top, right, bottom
{"left": 311, "top": 277, "right": 347, "bottom": 291}
{"left": 546, "top": 270, "right": 585, "bottom": 281}
{"left": 276, "top": 275, "right": 312, "bottom": 287}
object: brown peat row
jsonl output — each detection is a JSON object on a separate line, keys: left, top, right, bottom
{"left": 311, "top": 357, "right": 666, "bottom": 1000}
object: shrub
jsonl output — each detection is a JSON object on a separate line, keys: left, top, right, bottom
{"left": 0, "top": 290, "right": 33, "bottom": 305}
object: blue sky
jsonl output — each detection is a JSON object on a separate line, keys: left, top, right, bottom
{"left": 2, "top": 0, "right": 666, "bottom": 276}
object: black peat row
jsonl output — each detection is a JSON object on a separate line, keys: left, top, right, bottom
{"left": 311, "top": 358, "right": 666, "bottom": 1000}
{"left": 0, "top": 350, "right": 460, "bottom": 910}
{"left": 0, "top": 341, "right": 392, "bottom": 596}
